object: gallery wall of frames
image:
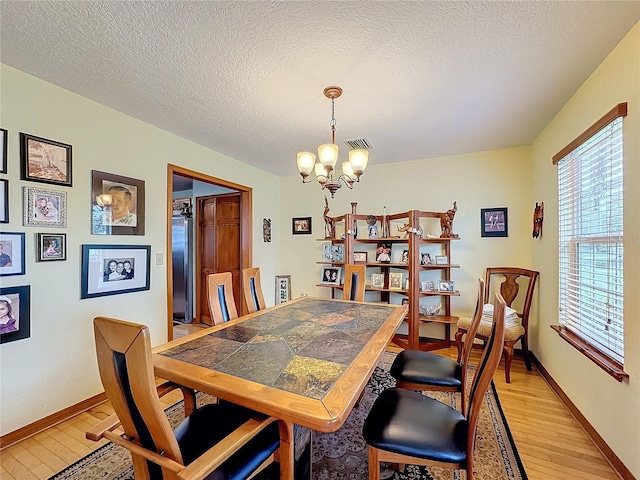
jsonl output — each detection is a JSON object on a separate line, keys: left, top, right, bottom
{"left": 0, "top": 128, "right": 150, "bottom": 344}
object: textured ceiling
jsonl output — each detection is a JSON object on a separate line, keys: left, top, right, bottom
{"left": 1, "top": 1, "right": 638, "bottom": 176}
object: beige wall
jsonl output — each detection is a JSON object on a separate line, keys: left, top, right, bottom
{"left": 0, "top": 65, "right": 281, "bottom": 435}
{"left": 530, "top": 22, "right": 640, "bottom": 477}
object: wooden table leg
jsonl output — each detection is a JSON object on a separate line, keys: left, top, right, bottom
{"left": 278, "top": 421, "right": 295, "bottom": 480}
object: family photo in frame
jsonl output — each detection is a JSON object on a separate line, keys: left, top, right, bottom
{"left": 23, "top": 186, "right": 67, "bottom": 228}
{"left": 320, "top": 266, "right": 341, "bottom": 285}
{"left": 292, "top": 217, "right": 312, "bottom": 235}
{"left": 36, "top": 233, "right": 66, "bottom": 262}
{"left": 0, "top": 285, "right": 30, "bottom": 344}
{"left": 91, "top": 170, "right": 145, "bottom": 235}
{"left": 0, "top": 232, "right": 25, "bottom": 276}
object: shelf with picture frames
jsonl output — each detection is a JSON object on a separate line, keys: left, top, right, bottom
{"left": 318, "top": 206, "right": 461, "bottom": 351}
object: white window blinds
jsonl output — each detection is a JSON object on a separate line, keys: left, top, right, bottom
{"left": 557, "top": 116, "right": 624, "bottom": 364}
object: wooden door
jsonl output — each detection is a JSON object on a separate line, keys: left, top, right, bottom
{"left": 198, "top": 194, "right": 242, "bottom": 325}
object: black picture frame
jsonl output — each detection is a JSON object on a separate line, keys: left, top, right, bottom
{"left": 0, "top": 179, "right": 8, "bottom": 223}
{"left": 481, "top": 207, "right": 508, "bottom": 237}
{"left": 91, "top": 170, "right": 146, "bottom": 236}
{"left": 36, "top": 233, "right": 67, "bottom": 262}
{"left": 0, "top": 128, "right": 7, "bottom": 174}
{"left": 320, "top": 266, "right": 341, "bottom": 285}
{"left": 292, "top": 217, "right": 312, "bottom": 235}
{"left": 0, "top": 285, "right": 31, "bottom": 343}
{"left": 20, "top": 133, "right": 73, "bottom": 187}
{"left": 0, "top": 232, "right": 26, "bottom": 276}
{"left": 81, "top": 244, "right": 151, "bottom": 299}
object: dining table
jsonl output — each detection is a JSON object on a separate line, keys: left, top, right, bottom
{"left": 153, "top": 296, "right": 407, "bottom": 480}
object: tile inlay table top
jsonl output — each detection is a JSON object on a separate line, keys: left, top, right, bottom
{"left": 153, "top": 297, "right": 407, "bottom": 432}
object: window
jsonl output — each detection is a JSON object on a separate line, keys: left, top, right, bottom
{"left": 552, "top": 103, "right": 627, "bottom": 380}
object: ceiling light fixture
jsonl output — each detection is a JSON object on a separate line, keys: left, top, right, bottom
{"left": 296, "top": 86, "right": 369, "bottom": 198}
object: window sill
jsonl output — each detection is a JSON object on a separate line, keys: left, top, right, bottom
{"left": 551, "top": 325, "right": 628, "bottom": 382}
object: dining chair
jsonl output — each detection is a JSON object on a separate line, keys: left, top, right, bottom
{"left": 455, "top": 267, "right": 538, "bottom": 383}
{"left": 207, "top": 272, "right": 238, "bottom": 325}
{"left": 89, "top": 316, "right": 281, "bottom": 480}
{"left": 242, "top": 267, "right": 266, "bottom": 313}
{"left": 389, "top": 277, "right": 485, "bottom": 413}
{"left": 342, "top": 264, "right": 366, "bottom": 302}
{"left": 363, "top": 293, "right": 507, "bottom": 480}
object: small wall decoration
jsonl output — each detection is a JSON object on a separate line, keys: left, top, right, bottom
{"left": 353, "top": 251, "right": 368, "bottom": 263}
{"left": 23, "top": 186, "right": 67, "bottom": 228}
{"left": 0, "top": 285, "right": 31, "bottom": 343}
{"left": 435, "top": 255, "right": 449, "bottom": 265}
{"left": 20, "top": 133, "right": 72, "bottom": 187}
{"left": 389, "top": 272, "right": 403, "bottom": 290}
{"left": 81, "top": 244, "right": 151, "bottom": 299}
{"left": 263, "top": 218, "right": 272, "bottom": 242}
{"left": 532, "top": 202, "right": 544, "bottom": 239}
{"left": 275, "top": 274, "right": 291, "bottom": 304}
{"left": 438, "top": 280, "right": 456, "bottom": 292}
{"left": 323, "top": 196, "right": 336, "bottom": 239}
{"left": 0, "top": 179, "right": 8, "bottom": 223}
{"left": 0, "top": 128, "right": 7, "bottom": 174}
{"left": 375, "top": 242, "right": 392, "bottom": 263}
{"left": 420, "top": 253, "right": 432, "bottom": 266}
{"left": 36, "top": 233, "right": 66, "bottom": 262}
{"left": 440, "top": 201, "right": 459, "bottom": 238}
{"left": 292, "top": 216, "right": 312, "bottom": 235}
{"left": 481, "top": 207, "right": 508, "bottom": 237}
{"left": 0, "top": 232, "right": 25, "bottom": 276}
{"left": 91, "top": 170, "right": 145, "bottom": 235}
{"left": 371, "top": 273, "right": 384, "bottom": 289}
{"left": 320, "top": 266, "right": 341, "bottom": 285}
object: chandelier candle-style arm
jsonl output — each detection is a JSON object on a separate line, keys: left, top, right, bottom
{"left": 296, "top": 86, "right": 369, "bottom": 198}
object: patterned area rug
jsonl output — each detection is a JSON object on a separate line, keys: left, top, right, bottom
{"left": 49, "top": 352, "right": 526, "bottom": 480}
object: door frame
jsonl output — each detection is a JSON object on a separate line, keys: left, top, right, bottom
{"left": 166, "top": 164, "right": 252, "bottom": 340}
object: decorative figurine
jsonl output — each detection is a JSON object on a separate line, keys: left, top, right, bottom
{"left": 323, "top": 196, "right": 336, "bottom": 239}
{"left": 397, "top": 223, "right": 411, "bottom": 239}
{"left": 440, "top": 201, "right": 459, "bottom": 239}
{"left": 533, "top": 202, "right": 544, "bottom": 238}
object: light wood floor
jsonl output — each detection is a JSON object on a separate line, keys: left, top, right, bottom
{"left": 0, "top": 341, "right": 621, "bottom": 480}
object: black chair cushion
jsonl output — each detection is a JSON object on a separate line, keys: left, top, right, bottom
{"left": 362, "top": 387, "right": 468, "bottom": 464}
{"left": 174, "top": 402, "right": 279, "bottom": 480}
{"left": 390, "top": 350, "right": 462, "bottom": 388}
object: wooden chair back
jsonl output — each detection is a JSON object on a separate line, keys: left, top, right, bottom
{"left": 207, "top": 272, "right": 238, "bottom": 325}
{"left": 459, "top": 277, "right": 485, "bottom": 413}
{"left": 93, "top": 317, "right": 182, "bottom": 479}
{"left": 342, "top": 265, "right": 366, "bottom": 302}
{"left": 242, "top": 267, "right": 266, "bottom": 313}
{"left": 484, "top": 267, "right": 538, "bottom": 333}
{"left": 465, "top": 293, "right": 506, "bottom": 475}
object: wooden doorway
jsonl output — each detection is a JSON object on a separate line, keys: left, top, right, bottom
{"left": 166, "top": 164, "right": 252, "bottom": 340}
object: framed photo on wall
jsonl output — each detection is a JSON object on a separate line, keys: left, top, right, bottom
{"left": 91, "top": 170, "right": 145, "bottom": 235}
{"left": 275, "top": 274, "right": 291, "bottom": 304}
{"left": 36, "top": 233, "right": 67, "bottom": 262}
{"left": 481, "top": 207, "right": 508, "bottom": 237}
{"left": 0, "top": 128, "right": 7, "bottom": 174}
{"left": 81, "top": 244, "right": 151, "bottom": 299}
{"left": 23, "top": 186, "right": 67, "bottom": 228}
{"left": 20, "top": 133, "right": 72, "bottom": 187}
{"left": 292, "top": 217, "right": 312, "bottom": 235}
{"left": 0, "top": 232, "right": 25, "bottom": 276}
{"left": 0, "top": 285, "right": 31, "bottom": 344}
{"left": 0, "top": 179, "right": 8, "bottom": 223}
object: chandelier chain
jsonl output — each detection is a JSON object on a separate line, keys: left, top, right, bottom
{"left": 330, "top": 97, "right": 336, "bottom": 144}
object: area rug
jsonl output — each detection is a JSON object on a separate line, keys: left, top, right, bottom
{"left": 49, "top": 352, "right": 526, "bottom": 480}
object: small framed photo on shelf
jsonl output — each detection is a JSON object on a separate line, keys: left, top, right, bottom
{"left": 438, "top": 280, "right": 456, "bottom": 293}
{"left": 320, "top": 266, "right": 341, "bottom": 285}
{"left": 81, "top": 244, "right": 151, "bottom": 299}
{"left": 420, "top": 253, "right": 432, "bottom": 266}
{"left": 36, "top": 233, "right": 66, "bottom": 262}
{"left": 368, "top": 225, "right": 378, "bottom": 238}
{"left": 20, "top": 133, "right": 73, "bottom": 187}
{"left": 371, "top": 273, "right": 385, "bottom": 289}
{"left": 322, "top": 244, "right": 334, "bottom": 262}
{"left": 0, "top": 284, "right": 31, "bottom": 344}
{"left": 292, "top": 217, "right": 312, "bottom": 235}
{"left": 435, "top": 255, "right": 449, "bottom": 265}
{"left": 275, "top": 275, "right": 291, "bottom": 304}
{"left": 400, "top": 249, "right": 409, "bottom": 264}
{"left": 389, "top": 272, "right": 403, "bottom": 290}
{"left": 0, "top": 232, "right": 26, "bottom": 277}
{"left": 332, "top": 245, "right": 344, "bottom": 263}
{"left": 401, "top": 298, "right": 409, "bottom": 306}
{"left": 420, "top": 280, "right": 435, "bottom": 292}
{"left": 353, "top": 251, "right": 368, "bottom": 263}
{"left": 375, "top": 242, "right": 392, "bottom": 263}
{"left": 23, "top": 186, "right": 67, "bottom": 228}
{"left": 481, "top": 207, "right": 508, "bottom": 237}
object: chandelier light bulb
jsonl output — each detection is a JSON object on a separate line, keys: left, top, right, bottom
{"left": 318, "top": 143, "right": 339, "bottom": 170}
{"left": 296, "top": 151, "right": 316, "bottom": 176}
{"left": 348, "top": 149, "right": 369, "bottom": 176}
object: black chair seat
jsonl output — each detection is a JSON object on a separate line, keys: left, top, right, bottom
{"left": 390, "top": 350, "right": 462, "bottom": 388}
{"left": 175, "top": 402, "right": 280, "bottom": 480}
{"left": 362, "top": 387, "right": 468, "bottom": 464}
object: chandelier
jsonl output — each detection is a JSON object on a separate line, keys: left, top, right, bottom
{"left": 296, "top": 86, "right": 369, "bottom": 198}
